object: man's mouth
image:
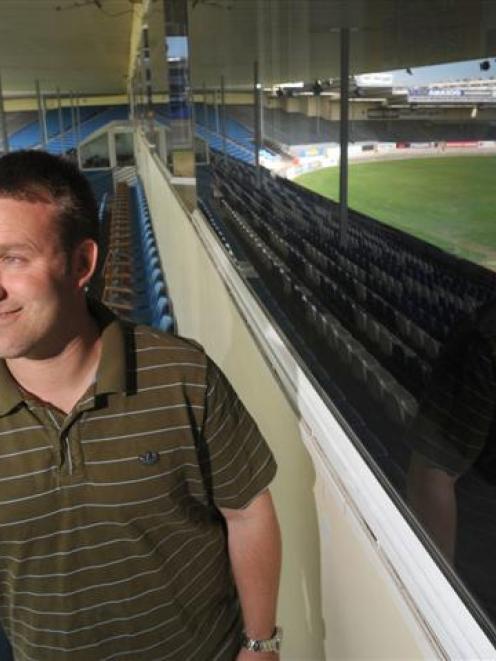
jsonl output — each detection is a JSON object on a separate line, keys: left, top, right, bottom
{"left": 0, "top": 308, "right": 21, "bottom": 319}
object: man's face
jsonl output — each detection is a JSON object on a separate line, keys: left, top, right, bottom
{"left": 0, "top": 196, "right": 88, "bottom": 360}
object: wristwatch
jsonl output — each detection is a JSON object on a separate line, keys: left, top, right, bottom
{"left": 241, "top": 626, "right": 283, "bottom": 653}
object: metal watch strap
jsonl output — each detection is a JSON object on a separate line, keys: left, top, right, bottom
{"left": 241, "top": 626, "right": 283, "bottom": 653}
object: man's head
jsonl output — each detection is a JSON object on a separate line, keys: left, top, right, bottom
{"left": 0, "top": 150, "right": 100, "bottom": 360}
{"left": 0, "top": 149, "right": 99, "bottom": 261}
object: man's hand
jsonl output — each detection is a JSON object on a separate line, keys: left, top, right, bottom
{"left": 236, "top": 650, "right": 279, "bottom": 661}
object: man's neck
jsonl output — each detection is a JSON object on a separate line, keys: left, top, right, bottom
{"left": 6, "top": 315, "right": 102, "bottom": 415}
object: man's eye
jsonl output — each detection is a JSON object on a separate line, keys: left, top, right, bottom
{"left": 3, "top": 255, "right": 26, "bottom": 265}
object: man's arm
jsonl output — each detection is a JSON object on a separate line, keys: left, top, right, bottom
{"left": 407, "top": 331, "right": 496, "bottom": 563}
{"left": 407, "top": 452, "right": 458, "bottom": 562}
{"left": 220, "top": 489, "right": 282, "bottom": 660}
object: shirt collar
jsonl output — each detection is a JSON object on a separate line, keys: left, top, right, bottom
{"left": 0, "top": 299, "right": 130, "bottom": 417}
{"left": 0, "top": 361, "right": 23, "bottom": 416}
{"left": 89, "top": 299, "right": 128, "bottom": 397}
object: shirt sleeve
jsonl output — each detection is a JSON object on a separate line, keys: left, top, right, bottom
{"left": 199, "top": 357, "right": 277, "bottom": 509}
{"left": 409, "top": 334, "right": 496, "bottom": 475}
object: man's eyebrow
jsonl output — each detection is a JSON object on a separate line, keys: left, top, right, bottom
{"left": 0, "top": 243, "right": 37, "bottom": 253}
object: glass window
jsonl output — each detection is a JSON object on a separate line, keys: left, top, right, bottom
{"left": 115, "top": 132, "right": 134, "bottom": 166}
{"left": 80, "top": 133, "right": 110, "bottom": 169}
{"left": 178, "top": 0, "right": 496, "bottom": 639}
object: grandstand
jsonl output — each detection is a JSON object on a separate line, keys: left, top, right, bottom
{"left": 198, "top": 149, "right": 496, "bottom": 486}
{"left": 195, "top": 103, "right": 277, "bottom": 164}
{"left": 97, "top": 179, "right": 174, "bottom": 332}
{"left": 227, "top": 106, "right": 496, "bottom": 146}
{"left": 7, "top": 105, "right": 130, "bottom": 153}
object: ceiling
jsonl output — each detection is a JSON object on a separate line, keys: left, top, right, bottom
{"left": 189, "top": 0, "right": 496, "bottom": 88}
{"left": 0, "top": 0, "right": 135, "bottom": 97}
{"left": 0, "top": 0, "right": 495, "bottom": 99}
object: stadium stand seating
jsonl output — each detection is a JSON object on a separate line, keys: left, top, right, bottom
{"left": 4, "top": 111, "right": 38, "bottom": 138}
{"left": 100, "top": 180, "right": 174, "bottom": 332}
{"left": 201, "top": 149, "right": 496, "bottom": 433}
{"left": 84, "top": 171, "right": 114, "bottom": 209}
{"left": 8, "top": 105, "right": 129, "bottom": 153}
{"left": 194, "top": 104, "right": 277, "bottom": 164}
{"left": 47, "top": 106, "right": 129, "bottom": 155}
{"left": 227, "top": 105, "right": 496, "bottom": 145}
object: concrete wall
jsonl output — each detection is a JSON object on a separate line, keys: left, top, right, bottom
{"left": 266, "top": 95, "right": 380, "bottom": 121}
{"left": 4, "top": 95, "right": 128, "bottom": 112}
{"left": 135, "top": 133, "right": 431, "bottom": 660}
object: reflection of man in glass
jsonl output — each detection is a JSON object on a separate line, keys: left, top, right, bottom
{"left": 407, "top": 302, "right": 496, "bottom": 621}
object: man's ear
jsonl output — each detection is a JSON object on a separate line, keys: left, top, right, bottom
{"left": 72, "top": 239, "right": 99, "bottom": 289}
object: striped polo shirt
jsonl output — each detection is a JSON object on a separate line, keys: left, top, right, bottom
{"left": 0, "top": 301, "right": 277, "bottom": 661}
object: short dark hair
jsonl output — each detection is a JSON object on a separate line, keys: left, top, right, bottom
{"left": 0, "top": 150, "right": 99, "bottom": 256}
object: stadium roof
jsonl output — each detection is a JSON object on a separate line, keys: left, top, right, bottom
{"left": 0, "top": 0, "right": 495, "bottom": 97}
{"left": 189, "top": 0, "right": 496, "bottom": 88}
{"left": 0, "top": 0, "right": 136, "bottom": 97}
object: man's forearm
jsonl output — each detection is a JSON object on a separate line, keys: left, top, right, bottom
{"left": 221, "top": 490, "right": 282, "bottom": 640}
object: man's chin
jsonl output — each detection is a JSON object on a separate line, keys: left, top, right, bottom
{"left": 1, "top": 339, "right": 44, "bottom": 361}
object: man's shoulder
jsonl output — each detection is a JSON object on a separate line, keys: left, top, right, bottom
{"left": 127, "top": 322, "right": 208, "bottom": 367}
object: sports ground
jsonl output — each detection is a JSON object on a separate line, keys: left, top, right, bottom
{"left": 295, "top": 155, "right": 496, "bottom": 270}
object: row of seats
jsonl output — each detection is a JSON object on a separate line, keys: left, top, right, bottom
{"left": 8, "top": 105, "right": 129, "bottom": 154}
{"left": 212, "top": 151, "right": 493, "bottom": 337}
{"left": 198, "top": 197, "right": 236, "bottom": 260}
{"left": 100, "top": 181, "right": 173, "bottom": 332}
{"left": 218, "top": 173, "right": 431, "bottom": 395}
{"left": 278, "top": 171, "right": 493, "bottom": 301}
{"left": 205, "top": 150, "right": 495, "bottom": 425}
{"left": 197, "top": 105, "right": 254, "bottom": 150}
{"left": 196, "top": 123, "right": 254, "bottom": 164}
{"left": 9, "top": 107, "right": 95, "bottom": 151}
{"left": 195, "top": 105, "right": 277, "bottom": 164}
{"left": 218, "top": 194, "right": 417, "bottom": 426}
{"left": 226, "top": 105, "right": 496, "bottom": 146}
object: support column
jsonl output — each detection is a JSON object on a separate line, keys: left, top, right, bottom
{"left": 163, "top": 0, "right": 195, "bottom": 181}
{"left": 339, "top": 27, "right": 350, "bottom": 247}
{"left": 214, "top": 89, "right": 220, "bottom": 134}
{"left": 56, "top": 88, "right": 65, "bottom": 154}
{"left": 35, "top": 80, "right": 47, "bottom": 148}
{"left": 142, "top": 25, "right": 155, "bottom": 139}
{"left": 220, "top": 75, "right": 227, "bottom": 163}
{"left": 0, "top": 72, "right": 9, "bottom": 154}
{"left": 202, "top": 81, "right": 207, "bottom": 127}
{"left": 75, "top": 93, "right": 82, "bottom": 148}
{"left": 253, "top": 60, "right": 262, "bottom": 187}
{"left": 42, "top": 93, "right": 49, "bottom": 146}
{"left": 70, "top": 91, "right": 76, "bottom": 151}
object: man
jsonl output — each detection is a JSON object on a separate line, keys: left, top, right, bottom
{"left": 0, "top": 150, "right": 282, "bottom": 660}
{"left": 407, "top": 300, "right": 496, "bottom": 624}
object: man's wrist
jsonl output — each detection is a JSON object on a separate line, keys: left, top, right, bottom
{"left": 240, "top": 626, "right": 282, "bottom": 653}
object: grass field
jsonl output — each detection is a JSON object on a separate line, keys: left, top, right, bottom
{"left": 295, "top": 155, "right": 496, "bottom": 269}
